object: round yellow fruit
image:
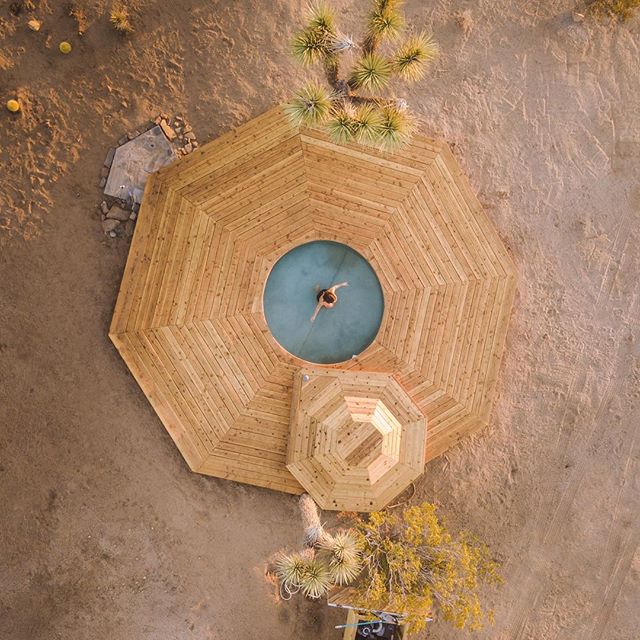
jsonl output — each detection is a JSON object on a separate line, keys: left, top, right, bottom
{"left": 6, "top": 99, "right": 20, "bottom": 113}
{"left": 59, "top": 41, "right": 72, "bottom": 54}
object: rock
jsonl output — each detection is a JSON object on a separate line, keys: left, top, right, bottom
{"left": 28, "top": 19, "right": 41, "bottom": 31}
{"left": 184, "top": 131, "right": 196, "bottom": 142}
{"left": 100, "top": 166, "right": 109, "bottom": 178}
{"left": 129, "top": 211, "right": 137, "bottom": 221}
{"left": 183, "top": 124, "right": 193, "bottom": 134}
{"left": 117, "top": 135, "right": 128, "bottom": 146}
{"left": 100, "top": 201, "right": 109, "bottom": 215}
{"left": 99, "top": 177, "right": 107, "bottom": 188}
{"left": 124, "top": 220, "right": 136, "bottom": 237}
{"left": 159, "top": 119, "right": 176, "bottom": 141}
{"left": 132, "top": 202, "right": 140, "bottom": 213}
{"left": 106, "top": 205, "right": 131, "bottom": 221}
{"left": 183, "top": 143, "right": 193, "bottom": 154}
{"left": 102, "top": 219, "right": 120, "bottom": 233}
{"left": 109, "top": 230, "right": 117, "bottom": 238}
{"left": 127, "top": 130, "right": 141, "bottom": 140}
{"left": 154, "top": 116, "right": 162, "bottom": 125}
{"left": 192, "top": 141, "right": 198, "bottom": 149}
{"left": 104, "top": 147, "right": 116, "bottom": 167}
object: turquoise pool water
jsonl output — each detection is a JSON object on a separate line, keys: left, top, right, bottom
{"left": 263, "top": 241, "right": 384, "bottom": 364}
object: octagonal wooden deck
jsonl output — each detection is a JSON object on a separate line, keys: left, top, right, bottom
{"left": 110, "top": 105, "right": 516, "bottom": 501}
{"left": 287, "top": 369, "right": 426, "bottom": 511}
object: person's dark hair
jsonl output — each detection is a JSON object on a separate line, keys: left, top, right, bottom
{"left": 323, "top": 290, "right": 337, "bottom": 303}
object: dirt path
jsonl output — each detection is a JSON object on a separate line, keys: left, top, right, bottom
{"left": 1, "top": 1, "right": 638, "bottom": 638}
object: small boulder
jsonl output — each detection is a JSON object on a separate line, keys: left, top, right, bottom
{"left": 106, "top": 205, "right": 131, "bottom": 222}
{"left": 100, "top": 201, "right": 109, "bottom": 215}
{"left": 104, "top": 147, "right": 116, "bottom": 167}
{"left": 159, "top": 119, "right": 176, "bottom": 141}
{"left": 102, "top": 219, "right": 120, "bottom": 234}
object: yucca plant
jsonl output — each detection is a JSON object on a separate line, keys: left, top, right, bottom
{"left": 284, "top": 83, "right": 334, "bottom": 127}
{"left": 329, "top": 554, "right": 363, "bottom": 585}
{"left": 292, "top": 2, "right": 337, "bottom": 65}
{"left": 350, "top": 52, "right": 391, "bottom": 91}
{"left": 352, "top": 104, "right": 384, "bottom": 145}
{"left": 275, "top": 552, "right": 307, "bottom": 592}
{"left": 323, "top": 530, "right": 363, "bottom": 585}
{"left": 392, "top": 32, "right": 439, "bottom": 81}
{"left": 326, "top": 106, "right": 356, "bottom": 144}
{"left": 286, "top": 0, "right": 439, "bottom": 151}
{"left": 306, "top": 1, "right": 336, "bottom": 32}
{"left": 365, "top": 0, "right": 405, "bottom": 50}
{"left": 325, "top": 530, "right": 361, "bottom": 561}
{"left": 292, "top": 28, "right": 331, "bottom": 65}
{"left": 377, "top": 104, "right": 413, "bottom": 150}
{"left": 269, "top": 497, "right": 363, "bottom": 605}
{"left": 299, "top": 558, "right": 332, "bottom": 599}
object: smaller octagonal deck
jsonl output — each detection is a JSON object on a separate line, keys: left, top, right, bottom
{"left": 288, "top": 369, "right": 426, "bottom": 511}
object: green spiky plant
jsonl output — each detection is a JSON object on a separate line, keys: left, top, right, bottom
{"left": 270, "top": 496, "right": 362, "bottom": 602}
{"left": 299, "top": 558, "right": 332, "bottom": 599}
{"left": 274, "top": 530, "right": 362, "bottom": 598}
{"left": 284, "top": 82, "right": 334, "bottom": 126}
{"left": 286, "top": 0, "right": 438, "bottom": 150}
{"left": 275, "top": 552, "right": 307, "bottom": 593}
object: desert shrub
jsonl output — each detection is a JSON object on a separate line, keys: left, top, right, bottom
{"left": 587, "top": 0, "right": 640, "bottom": 20}
{"left": 68, "top": 2, "right": 88, "bottom": 36}
{"left": 110, "top": 3, "right": 134, "bottom": 33}
{"left": 349, "top": 502, "right": 502, "bottom": 632}
{"left": 286, "top": 0, "right": 439, "bottom": 151}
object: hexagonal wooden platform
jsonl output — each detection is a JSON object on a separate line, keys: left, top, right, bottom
{"left": 110, "top": 105, "right": 516, "bottom": 500}
{"left": 287, "top": 369, "right": 426, "bottom": 511}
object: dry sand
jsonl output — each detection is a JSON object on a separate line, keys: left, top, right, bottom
{"left": 1, "top": 1, "right": 639, "bottom": 638}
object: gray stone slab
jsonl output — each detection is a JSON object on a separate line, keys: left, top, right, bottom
{"left": 104, "top": 126, "right": 176, "bottom": 203}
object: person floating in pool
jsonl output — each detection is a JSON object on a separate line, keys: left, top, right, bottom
{"left": 310, "top": 282, "right": 349, "bottom": 322}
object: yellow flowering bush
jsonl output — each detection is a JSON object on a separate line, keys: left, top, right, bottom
{"left": 349, "top": 503, "right": 502, "bottom": 632}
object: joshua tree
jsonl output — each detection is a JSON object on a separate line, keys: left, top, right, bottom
{"left": 273, "top": 494, "right": 363, "bottom": 600}
{"left": 285, "top": 0, "right": 439, "bottom": 150}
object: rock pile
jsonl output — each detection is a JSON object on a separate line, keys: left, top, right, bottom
{"left": 99, "top": 114, "right": 199, "bottom": 238}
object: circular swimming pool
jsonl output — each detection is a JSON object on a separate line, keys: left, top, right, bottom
{"left": 263, "top": 241, "right": 384, "bottom": 365}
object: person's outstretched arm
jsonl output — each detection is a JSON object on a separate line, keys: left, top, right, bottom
{"left": 310, "top": 300, "right": 324, "bottom": 322}
{"left": 330, "top": 281, "right": 349, "bottom": 292}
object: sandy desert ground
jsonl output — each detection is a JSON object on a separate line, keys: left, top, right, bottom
{"left": 1, "top": 0, "right": 639, "bottom": 638}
